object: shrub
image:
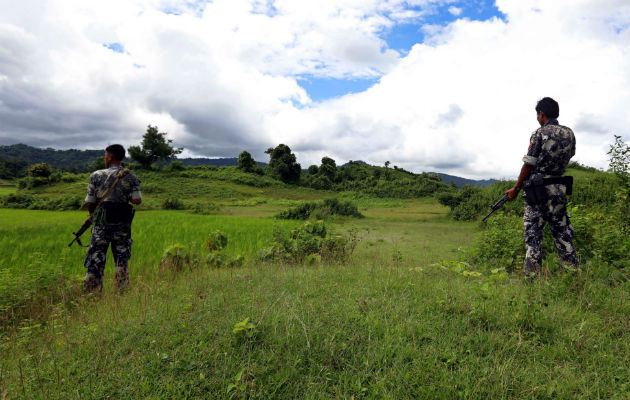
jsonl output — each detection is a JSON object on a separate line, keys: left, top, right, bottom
{"left": 206, "top": 230, "right": 228, "bottom": 251}
{"left": 190, "top": 202, "right": 220, "bottom": 215}
{"left": 1, "top": 193, "right": 35, "bottom": 208}
{"left": 162, "top": 198, "right": 185, "bottom": 210}
{"left": 16, "top": 176, "right": 50, "bottom": 189}
{"left": 276, "top": 198, "right": 363, "bottom": 220}
{"left": 467, "top": 215, "right": 524, "bottom": 272}
{"left": 27, "top": 162, "right": 52, "bottom": 178}
{"left": 160, "top": 243, "right": 191, "bottom": 271}
{"left": 0, "top": 194, "right": 81, "bottom": 210}
{"left": 276, "top": 202, "right": 317, "bottom": 220}
{"left": 258, "top": 221, "right": 359, "bottom": 264}
{"left": 169, "top": 161, "right": 185, "bottom": 171}
{"left": 469, "top": 205, "right": 630, "bottom": 272}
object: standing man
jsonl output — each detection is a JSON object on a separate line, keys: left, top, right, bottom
{"left": 505, "top": 97, "right": 578, "bottom": 280}
{"left": 83, "top": 144, "right": 142, "bottom": 292}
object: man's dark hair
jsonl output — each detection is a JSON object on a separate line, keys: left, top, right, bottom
{"left": 105, "top": 144, "right": 125, "bottom": 161}
{"left": 535, "top": 97, "right": 559, "bottom": 119}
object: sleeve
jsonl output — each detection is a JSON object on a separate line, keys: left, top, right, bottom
{"left": 130, "top": 174, "right": 142, "bottom": 201}
{"left": 522, "top": 130, "right": 542, "bottom": 166}
{"left": 85, "top": 173, "right": 97, "bottom": 203}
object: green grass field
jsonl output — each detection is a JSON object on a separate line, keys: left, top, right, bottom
{"left": 0, "top": 184, "right": 15, "bottom": 196}
{"left": 1, "top": 182, "right": 629, "bottom": 398}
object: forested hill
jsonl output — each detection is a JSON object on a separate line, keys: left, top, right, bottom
{"left": 1, "top": 143, "right": 494, "bottom": 188}
{"left": 0, "top": 144, "right": 102, "bottom": 169}
{"left": 0, "top": 144, "right": 256, "bottom": 171}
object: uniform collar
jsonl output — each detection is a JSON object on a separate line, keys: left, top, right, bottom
{"left": 544, "top": 119, "right": 559, "bottom": 126}
{"left": 107, "top": 164, "right": 123, "bottom": 170}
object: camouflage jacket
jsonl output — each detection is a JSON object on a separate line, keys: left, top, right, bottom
{"left": 522, "top": 119, "right": 576, "bottom": 179}
{"left": 85, "top": 165, "right": 142, "bottom": 204}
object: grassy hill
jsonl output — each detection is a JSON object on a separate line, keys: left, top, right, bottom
{"left": 0, "top": 158, "right": 628, "bottom": 398}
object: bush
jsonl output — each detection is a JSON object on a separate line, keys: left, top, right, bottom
{"left": 258, "top": 221, "right": 359, "bottom": 264}
{"left": 276, "top": 198, "right": 363, "bottom": 220}
{"left": 16, "top": 176, "right": 50, "bottom": 189}
{"left": 206, "top": 230, "right": 228, "bottom": 252}
{"left": 169, "top": 161, "right": 185, "bottom": 171}
{"left": 0, "top": 194, "right": 81, "bottom": 210}
{"left": 190, "top": 202, "right": 220, "bottom": 215}
{"left": 160, "top": 243, "right": 191, "bottom": 272}
{"left": 162, "top": 198, "right": 185, "bottom": 210}
{"left": 467, "top": 215, "right": 524, "bottom": 272}
{"left": 27, "top": 162, "right": 52, "bottom": 178}
{"left": 469, "top": 205, "right": 630, "bottom": 273}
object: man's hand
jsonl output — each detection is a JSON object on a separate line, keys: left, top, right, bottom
{"left": 505, "top": 187, "right": 520, "bottom": 201}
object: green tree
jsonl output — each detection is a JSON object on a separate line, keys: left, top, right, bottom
{"left": 27, "top": 162, "right": 52, "bottom": 178}
{"left": 265, "top": 144, "right": 301, "bottom": 184}
{"left": 307, "top": 165, "right": 319, "bottom": 175}
{"left": 319, "top": 156, "right": 337, "bottom": 181}
{"left": 128, "top": 125, "right": 183, "bottom": 169}
{"left": 608, "top": 135, "right": 630, "bottom": 179}
{"left": 89, "top": 156, "right": 106, "bottom": 171}
{"left": 237, "top": 151, "right": 257, "bottom": 173}
{"left": 608, "top": 135, "right": 630, "bottom": 232}
{"left": 0, "top": 157, "right": 27, "bottom": 179}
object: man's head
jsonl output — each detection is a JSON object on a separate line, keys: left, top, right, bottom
{"left": 105, "top": 144, "right": 125, "bottom": 166}
{"left": 535, "top": 97, "right": 559, "bottom": 126}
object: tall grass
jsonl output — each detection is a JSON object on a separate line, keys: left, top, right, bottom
{"left": 1, "top": 261, "right": 628, "bottom": 398}
{"left": 0, "top": 209, "right": 299, "bottom": 320}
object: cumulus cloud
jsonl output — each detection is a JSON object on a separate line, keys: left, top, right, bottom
{"left": 0, "top": 0, "right": 628, "bottom": 178}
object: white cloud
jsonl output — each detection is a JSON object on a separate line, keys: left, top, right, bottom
{"left": 448, "top": 6, "right": 462, "bottom": 16}
{"left": 0, "top": 0, "right": 628, "bottom": 178}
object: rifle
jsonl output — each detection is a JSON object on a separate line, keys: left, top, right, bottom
{"left": 481, "top": 194, "right": 509, "bottom": 222}
{"left": 68, "top": 168, "right": 129, "bottom": 248}
{"left": 68, "top": 218, "right": 92, "bottom": 247}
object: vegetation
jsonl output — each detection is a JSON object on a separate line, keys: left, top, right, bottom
{"left": 0, "top": 156, "right": 28, "bottom": 179}
{"left": 445, "top": 136, "right": 630, "bottom": 274}
{"left": 128, "top": 125, "right": 183, "bottom": 169}
{"left": 0, "top": 144, "right": 102, "bottom": 171}
{"left": 237, "top": 151, "right": 263, "bottom": 174}
{"left": 0, "top": 137, "right": 628, "bottom": 398}
{"left": 264, "top": 144, "right": 301, "bottom": 184}
{"left": 276, "top": 198, "right": 363, "bottom": 220}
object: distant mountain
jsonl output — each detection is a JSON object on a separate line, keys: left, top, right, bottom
{"left": 0, "top": 144, "right": 102, "bottom": 169}
{"left": 0, "top": 144, "right": 267, "bottom": 170}
{"left": 434, "top": 172, "right": 496, "bottom": 188}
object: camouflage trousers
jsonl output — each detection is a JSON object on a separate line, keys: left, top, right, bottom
{"left": 84, "top": 223, "right": 133, "bottom": 292}
{"left": 523, "top": 185, "right": 578, "bottom": 278}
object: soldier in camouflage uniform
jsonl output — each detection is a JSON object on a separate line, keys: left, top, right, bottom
{"left": 83, "top": 144, "right": 142, "bottom": 292}
{"left": 505, "top": 97, "right": 578, "bottom": 279}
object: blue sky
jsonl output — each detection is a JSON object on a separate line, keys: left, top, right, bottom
{"left": 104, "top": 1, "right": 506, "bottom": 103}
{"left": 5, "top": 0, "right": 626, "bottom": 177}
{"left": 296, "top": 1, "right": 506, "bottom": 102}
